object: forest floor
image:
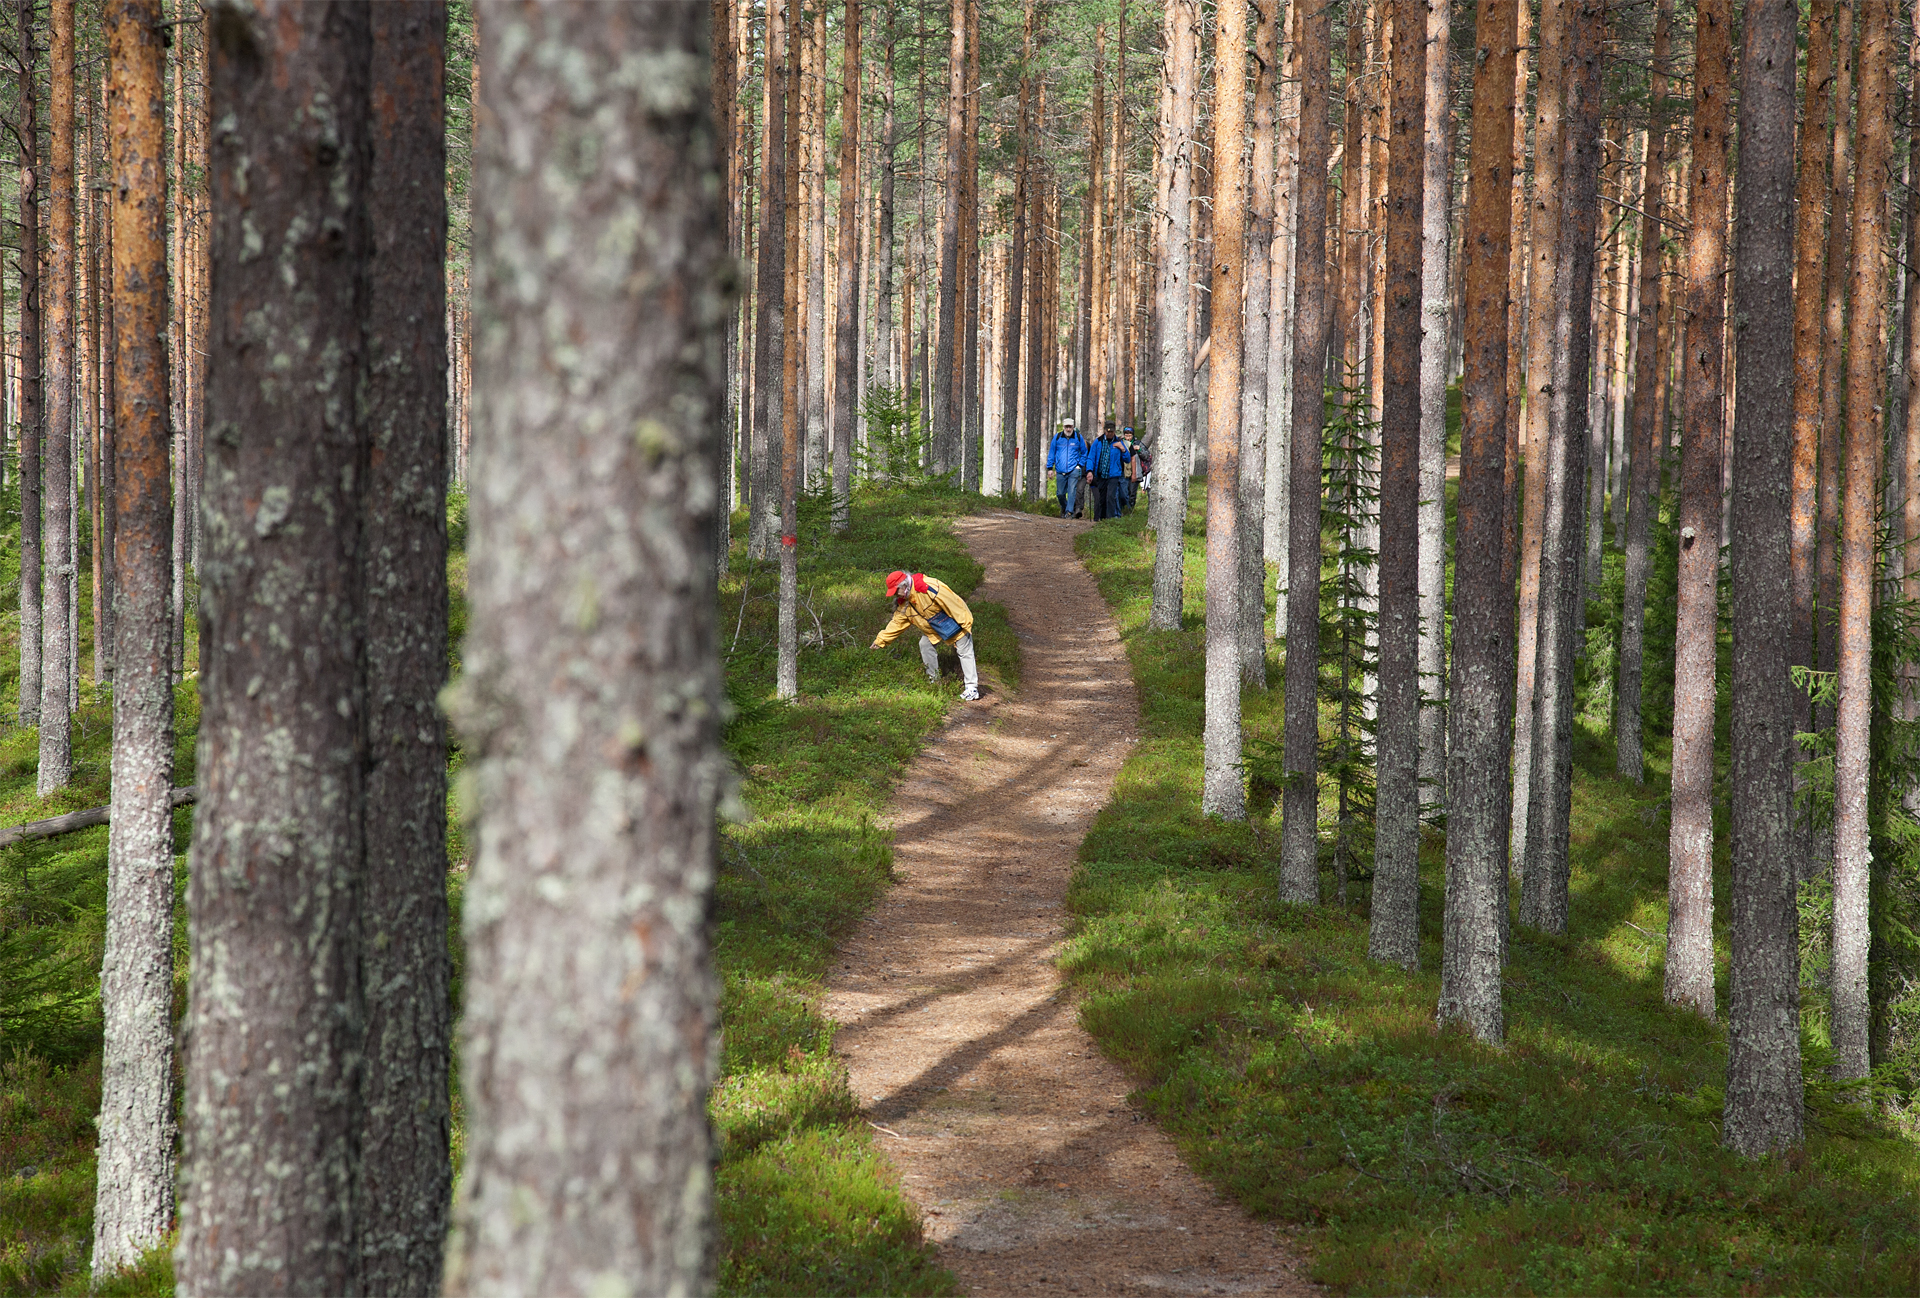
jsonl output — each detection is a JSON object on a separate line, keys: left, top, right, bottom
{"left": 822, "top": 509, "right": 1317, "bottom": 1297}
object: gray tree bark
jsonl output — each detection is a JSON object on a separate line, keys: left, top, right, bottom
{"left": 1831, "top": 0, "right": 1895, "bottom": 1084}
{"left": 1414, "top": 0, "right": 1450, "bottom": 820}
{"left": 90, "top": 0, "right": 176, "bottom": 1275}
{"left": 443, "top": 3, "right": 726, "bottom": 1290}
{"left": 358, "top": 5, "right": 452, "bottom": 1291}
{"left": 804, "top": 6, "right": 828, "bottom": 494}
{"left": 16, "top": 0, "right": 42, "bottom": 730}
{"left": 1438, "top": 0, "right": 1519, "bottom": 1043}
{"left": 749, "top": 0, "right": 790, "bottom": 559}
{"left": 832, "top": 0, "right": 860, "bottom": 531}
{"left": 1371, "top": 0, "right": 1427, "bottom": 969}
{"left": 38, "top": 0, "right": 75, "bottom": 794}
{"left": 931, "top": 0, "right": 965, "bottom": 474}
{"left": 1238, "top": 0, "right": 1278, "bottom": 687}
{"left": 1202, "top": 0, "right": 1248, "bottom": 822}
{"left": 1724, "top": 0, "right": 1806, "bottom": 1158}
{"left": 1279, "top": 0, "right": 1333, "bottom": 901}
{"left": 1664, "top": 0, "right": 1733, "bottom": 1015}
{"left": 1147, "top": 0, "right": 1197, "bottom": 633}
{"left": 178, "top": 3, "right": 373, "bottom": 1291}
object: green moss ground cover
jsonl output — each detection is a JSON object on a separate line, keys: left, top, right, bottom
{"left": 1060, "top": 482, "right": 1920, "bottom": 1294}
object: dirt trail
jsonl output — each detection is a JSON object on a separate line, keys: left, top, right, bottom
{"left": 824, "top": 510, "right": 1317, "bottom": 1298}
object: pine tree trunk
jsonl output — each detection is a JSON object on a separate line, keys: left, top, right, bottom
{"left": 1025, "top": 97, "right": 1049, "bottom": 498}
{"left": 831, "top": 0, "right": 860, "bottom": 531}
{"left": 1815, "top": 0, "right": 1856, "bottom": 729}
{"left": 179, "top": 6, "right": 373, "bottom": 1289}
{"left": 1202, "top": 0, "right": 1248, "bottom": 822}
{"left": 1265, "top": 0, "right": 1299, "bottom": 604}
{"left": 1001, "top": 11, "right": 1028, "bottom": 498}
{"left": 1831, "top": 0, "right": 1895, "bottom": 1084}
{"left": 931, "top": 0, "right": 964, "bottom": 473}
{"left": 805, "top": 9, "right": 829, "bottom": 494}
{"left": 443, "top": 3, "right": 724, "bottom": 1289}
{"left": 89, "top": 0, "right": 173, "bottom": 1274}
{"left": 959, "top": 0, "right": 983, "bottom": 492}
{"left": 1147, "top": 0, "right": 1197, "bottom": 632}
{"left": 876, "top": 21, "right": 896, "bottom": 394}
{"left": 750, "top": 0, "right": 789, "bottom": 560}
{"left": 1237, "top": 0, "right": 1278, "bottom": 687}
{"left": 779, "top": 7, "right": 802, "bottom": 700}
{"left": 1724, "top": 0, "right": 1807, "bottom": 1159}
{"left": 1437, "top": 0, "right": 1519, "bottom": 1043}
{"left": 37, "top": 0, "right": 75, "bottom": 795}
{"left": 1279, "top": 0, "right": 1334, "bottom": 900}
{"left": 1371, "top": 0, "right": 1426, "bottom": 969}
{"left": 1789, "top": 0, "right": 1837, "bottom": 706}
{"left": 1615, "top": 0, "right": 1674, "bottom": 781}
{"left": 17, "top": 0, "right": 42, "bottom": 729}
{"left": 1662, "top": 0, "right": 1733, "bottom": 1013}
{"left": 357, "top": 7, "right": 452, "bottom": 1290}
{"left": 1414, "top": 0, "right": 1450, "bottom": 819}
{"left": 1509, "top": 0, "right": 1571, "bottom": 877}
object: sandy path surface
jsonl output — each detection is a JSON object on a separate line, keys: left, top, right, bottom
{"left": 823, "top": 510, "right": 1317, "bottom": 1298}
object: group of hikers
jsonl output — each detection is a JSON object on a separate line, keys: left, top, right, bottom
{"left": 1046, "top": 419, "right": 1151, "bottom": 520}
{"left": 868, "top": 419, "right": 1154, "bottom": 703}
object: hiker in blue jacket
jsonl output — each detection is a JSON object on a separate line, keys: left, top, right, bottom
{"left": 1047, "top": 420, "right": 1089, "bottom": 517}
{"left": 1091, "top": 422, "right": 1132, "bottom": 521}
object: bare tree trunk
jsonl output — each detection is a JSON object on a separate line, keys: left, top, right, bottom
{"left": 750, "top": 0, "right": 789, "bottom": 560}
{"left": 779, "top": 6, "right": 801, "bottom": 699}
{"left": 875, "top": 19, "right": 896, "bottom": 395}
{"left": 1724, "top": 0, "right": 1807, "bottom": 1160}
{"left": 1509, "top": 0, "right": 1571, "bottom": 877}
{"left": 1267, "top": 0, "right": 1300, "bottom": 632}
{"left": 1790, "top": 0, "right": 1838, "bottom": 712}
{"left": 1148, "top": 0, "right": 1197, "bottom": 632}
{"left": 1438, "top": 0, "right": 1519, "bottom": 1043}
{"left": 1371, "top": 0, "right": 1426, "bottom": 968}
{"left": 1279, "top": 0, "right": 1333, "bottom": 900}
{"left": 1025, "top": 78, "right": 1050, "bottom": 499}
{"left": 1415, "top": 0, "right": 1450, "bottom": 819}
{"left": 931, "top": 0, "right": 965, "bottom": 473}
{"left": 1002, "top": 4, "right": 1029, "bottom": 497}
{"left": 1202, "top": 0, "right": 1248, "bottom": 821}
{"left": 1615, "top": 0, "right": 1673, "bottom": 780}
{"left": 1831, "top": 0, "right": 1895, "bottom": 1084}
{"left": 17, "top": 0, "right": 42, "bottom": 728}
{"left": 804, "top": 8, "right": 828, "bottom": 495}
{"left": 1816, "top": 0, "right": 1856, "bottom": 728}
{"left": 831, "top": 0, "right": 860, "bottom": 531}
{"left": 89, "top": 0, "right": 173, "bottom": 1274}
{"left": 1663, "top": 0, "right": 1733, "bottom": 1015}
{"left": 959, "top": 0, "right": 982, "bottom": 492}
{"left": 1237, "top": 0, "right": 1278, "bottom": 687}
{"left": 444, "top": 5, "right": 724, "bottom": 1291}
{"left": 357, "top": 7, "right": 451, "bottom": 1291}
{"left": 179, "top": 5, "right": 372, "bottom": 1290}
{"left": 37, "top": 0, "right": 75, "bottom": 794}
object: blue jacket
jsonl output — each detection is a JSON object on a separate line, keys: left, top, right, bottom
{"left": 1092, "top": 438, "right": 1132, "bottom": 479}
{"left": 1048, "top": 431, "right": 1089, "bottom": 473}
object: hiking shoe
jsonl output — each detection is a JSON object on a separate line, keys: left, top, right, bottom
{"left": 961, "top": 686, "right": 981, "bottom": 702}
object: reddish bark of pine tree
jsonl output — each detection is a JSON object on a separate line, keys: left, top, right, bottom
{"left": 831, "top": 0, "right": 861, "bottom": 531}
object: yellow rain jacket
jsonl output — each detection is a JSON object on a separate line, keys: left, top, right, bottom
{"left": 872, "top": 577, "right": 975, "bottom": 648}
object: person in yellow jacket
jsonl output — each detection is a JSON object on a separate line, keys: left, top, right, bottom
{"left": 871, "top": 569, "right": 981, "bottom": 700}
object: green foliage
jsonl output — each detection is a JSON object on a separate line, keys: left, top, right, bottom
{"left": 1066, "top": 485, "right": 1920, "bottom": 1295}
{"left": 856, "top": 385, "right": 932, "bottom": 487}
{"left": 714, "top": 483, "right": 1016, "bottom": 1296}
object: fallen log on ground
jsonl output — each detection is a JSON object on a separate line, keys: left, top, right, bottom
{"left": 0, "top": 786, "right": 197, "bottom": 850}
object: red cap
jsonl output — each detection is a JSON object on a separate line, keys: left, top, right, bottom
{"left": 886, "top": 570, "right": 910, "bottom": 598}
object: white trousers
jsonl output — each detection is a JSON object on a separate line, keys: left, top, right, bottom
{"left": 920, "top": 633, "right": 978, "bottom": 689}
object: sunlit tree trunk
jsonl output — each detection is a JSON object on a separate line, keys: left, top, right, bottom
{"left": 37, "top": 0, "right": 75, "bottom": 794}
{"left": 831, "top": 0, "right": 860, "bottom": 531}
{"left": 932, "top": 0, "right": 965, "bottom": 473}
{"left": 443, "top": 2, "right": 724, "bottom": 1288}
{"left": 804, "top": 7, "right": 828, "bottom": 495}
{"left": 1438, "top": 0, "right": 1519, "bottom": 1042}
{"left": 178, "top": 4, "right": 372, "bottom": 1290}
{"left": 1831, "top": 0, "right": 1895, "bottom": 1084}
{"left": 357, "top": 6, "right": 452, "bottom": 1290}
{"left": 1663, "top": 0, "right": 1733, "bottom": 1015}
{"left": 875, "top": 16, "right": 896, "bottom": 396}
{"left": 17, "top": 0, "right": 42, "bottom": 729}
{"left": 779, "top": 5, "right": 802, "bottom": 699}
{"left": 1371, "top": 0, "right": 1426, "bottom": 968}
{"left": 1238, "top": 0, "right": 1278, "bottom": 687}
{"left": 750, "top": 0, "right": 789, "bottom": 560}
{"left": 1279, "top": 0, "right": 1333, "bottom": 900}
{"left": 1724, "top": 0, "right": 1807, "bottom": 1160}
{"left": 1202, "top": 0, "right": 1248, "bottom": 821}
{"left": 1510, "top": 0, "right": 1571, "bottom": 875}
{"left": 1148, "top": 0, "right": 1197, "bottom": 632}
{"left": 89, "top": 0, "right": 174, "bottom": 1275}
{"left": 1414, "top": 0, "right": 1450, "bottom": 818}
{"left": 1815, "top": 0, "right": 1857, "bottom": 729}
{"left": 1615, "top": 0, "right": 1673, "bottom": 781}
{"left": 1002, "top": 5, "right": 1028, "bottom": 497}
